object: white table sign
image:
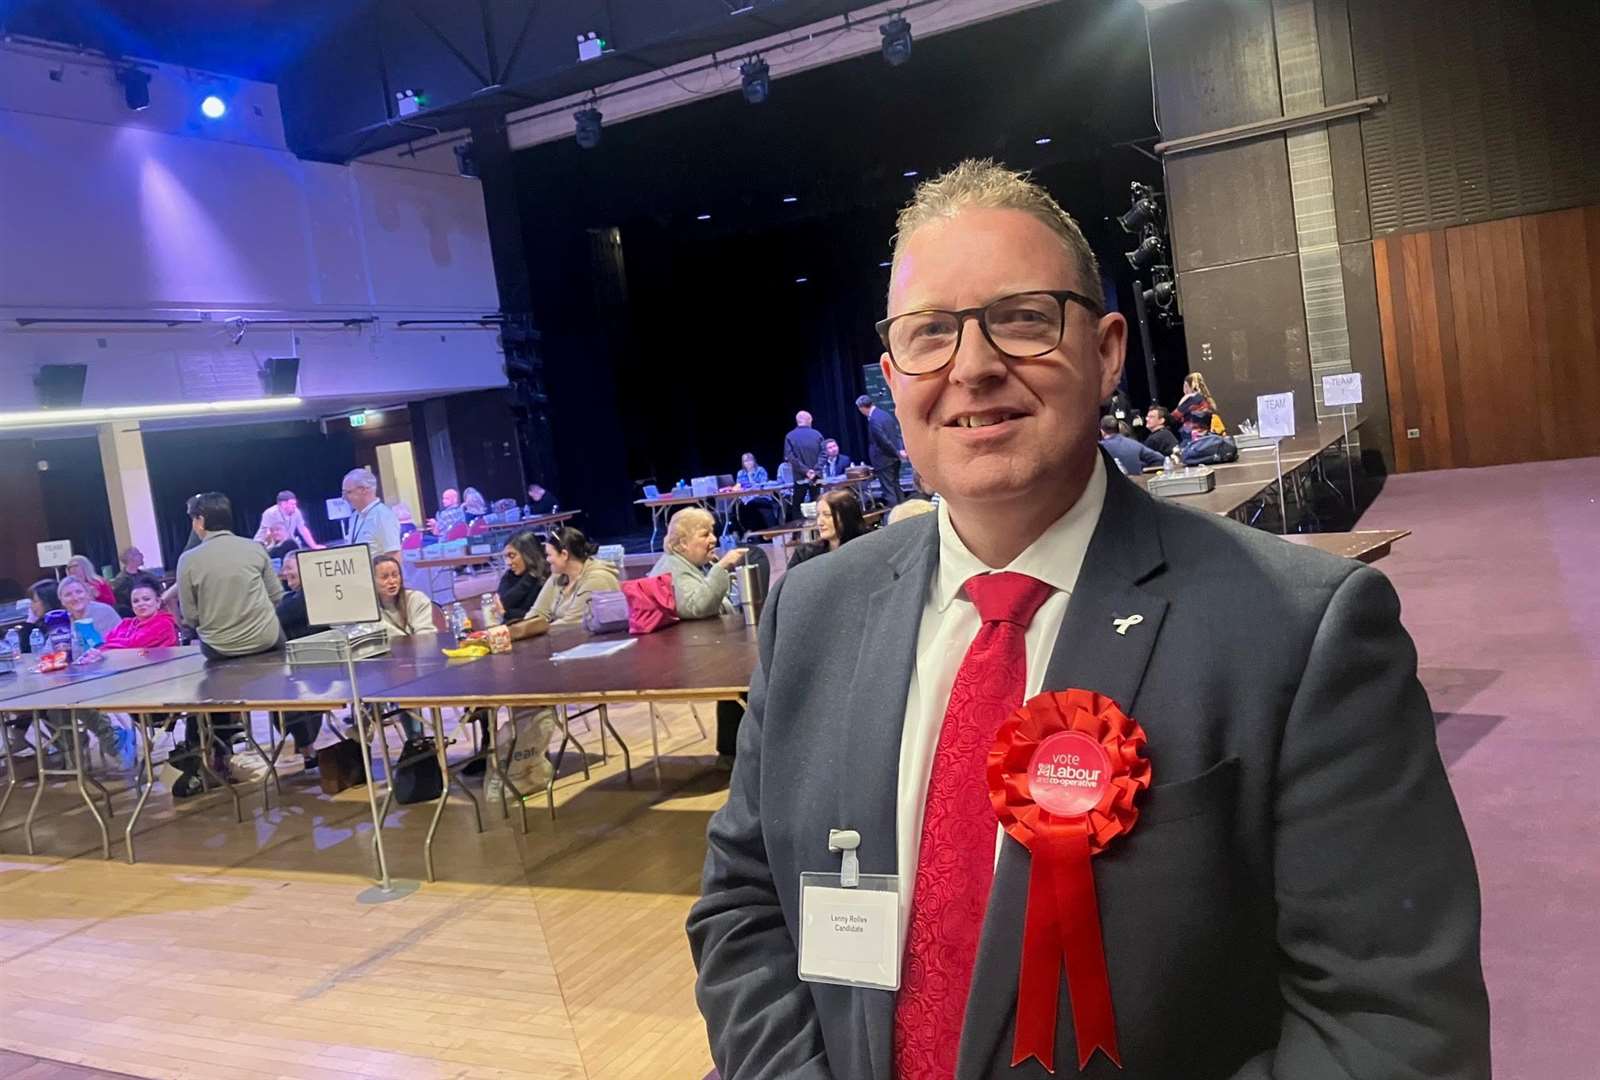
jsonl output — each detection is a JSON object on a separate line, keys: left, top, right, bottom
{"left": 36, "top": 540, "right": 73, "bottom": 568}
{"left": 300, "top": 543, "right": 380, "bottom": 626}
{"left": 1322, "top": 372, "right": 1364, "bottom": 408}
{"left": 325, "top": 497, "right": 353, "bottom": 521}
{"left": 1256, "top": 392, "right": 1297, "bottom": 439}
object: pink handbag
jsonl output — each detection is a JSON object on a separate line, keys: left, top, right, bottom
{"left": 621, "top": 573, "right": 680, "bottom": 635}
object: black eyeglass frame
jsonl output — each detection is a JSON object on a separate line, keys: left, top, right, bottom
{"left": 875, "top": 289, "right": 1106, "bottom": 375}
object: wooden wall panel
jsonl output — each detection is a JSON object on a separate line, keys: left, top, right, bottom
{"left": 1376, "top": 205, "right": 1600, "bottom": 471}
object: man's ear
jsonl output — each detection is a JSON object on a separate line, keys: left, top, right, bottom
{"left": 1096, "top": 313, "right": 1129, "bottom": 402}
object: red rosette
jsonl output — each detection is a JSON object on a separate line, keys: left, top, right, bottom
{"left": 986, "top": 689, "right": 1151, "bottom": 1073}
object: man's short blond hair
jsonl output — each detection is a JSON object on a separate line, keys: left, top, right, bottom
{"left": 891, "top": 159, "right": 1103, "bottom": 310}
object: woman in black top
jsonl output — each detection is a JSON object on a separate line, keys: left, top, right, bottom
{"left": 497, "top": 530, "right": 548, "bottom": 621}
{"left": 787, "top": 490, "right": 868, "bottom": 569}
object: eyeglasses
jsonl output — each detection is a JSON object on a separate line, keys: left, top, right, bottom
{"left": 875, "top": 289, "right": 1105, "bottom": 376}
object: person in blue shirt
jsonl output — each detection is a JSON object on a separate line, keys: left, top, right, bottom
{"left": 1099, "top": 414, "right": 1167, "bottom": 474}
{"left": 734, "top": 452, "right": 778, "bottom": 535}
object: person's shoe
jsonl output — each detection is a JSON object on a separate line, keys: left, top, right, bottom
{"left": 171, "top": 772, "right": 206, "bottom": 799}
{"left": 103, "top": 726, "right": 139, "bottom": 772}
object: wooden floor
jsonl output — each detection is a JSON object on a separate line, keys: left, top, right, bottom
{"left": 0, "top": 704, "right": 727, "bottom": 1080}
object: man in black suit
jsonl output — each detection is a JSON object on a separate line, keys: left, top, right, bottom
{"left": 857, "top": 393, "right": 907, "bottom": 508}
{"left": 784, "top": 411, "right": 827, "bottom": 505}
{"left": 689, "top": 160, "right": 1488, "bottom": 1079}
{"left": 817, "top": 439, "right": 852, "bottom": 479}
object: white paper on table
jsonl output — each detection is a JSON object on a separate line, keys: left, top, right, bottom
{"left": 552, "top": 639, "right": 637, "bottom": 661}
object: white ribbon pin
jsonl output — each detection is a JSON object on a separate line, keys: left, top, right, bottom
{"left": 1112, "top": 614, "right": 1145, "bottom": 636}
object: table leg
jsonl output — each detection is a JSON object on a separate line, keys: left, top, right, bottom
{"left": 22, "top": 713, "right": 51, "bottom": 855}
{"left": 648, "top": 703, "right": 663, "bottom": 789}
{"left": 196, "top": 714, "right": 243, "bottom": 823}
{"left": 236, "top": 711, "right": 276, "bottom": 812}
{"left": 423, "top": 709, "right": 452, "bottom": 884}
{"left": 689, "top": 704, "right": 708, "bottom": 741}
{"left": 369, "top": 709, "right": 398, "bottom": 837}
{"left": 599, "top": 705, "right": 631, "bottom": 784}
{"left": 0, "top": 716, "right": 18, "bottom": 836}
{"left": 124, "top": 715, "right": 157, "bottom": 864}
{"left": 595, "top": 705, "right": 608, "bottom": 764}
{"left": 70, "top": 711, "right": 112, "bottom": 860}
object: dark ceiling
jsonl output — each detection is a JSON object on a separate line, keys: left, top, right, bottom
{"left": 1, "top": 0, "right": 936, "bottom": 161}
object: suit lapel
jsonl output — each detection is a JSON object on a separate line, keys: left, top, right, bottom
{"left": 959, "top": 462, "right": 1170, "bottom": 1074}
{"left": 843, "top": 515, "right": 937, "bottom": 1080}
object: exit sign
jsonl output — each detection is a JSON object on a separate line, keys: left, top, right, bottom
{"left": 348, "top": 412, "right": 367, "bottom": 427}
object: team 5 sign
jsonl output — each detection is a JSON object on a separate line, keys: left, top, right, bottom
{"left": 300, "top": 544, "right": 380, "bottom": 626}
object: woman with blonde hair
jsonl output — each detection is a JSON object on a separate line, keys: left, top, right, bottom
{"left": 1175, "top": 371, "right": 1226, "bottom": 434}
{"left": 67, "top": 554, "right": 117, "bottom": 607}
{"left": 650, "top": 507, "right": 748, "bottom": 764}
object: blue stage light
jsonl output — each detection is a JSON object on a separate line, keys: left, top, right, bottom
{"left": 200, "top": 94, "right": 227, "bottom": 119}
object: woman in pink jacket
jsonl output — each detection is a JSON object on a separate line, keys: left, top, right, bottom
{"left": 100, "top": 577, "right": 181, "bottom": 650}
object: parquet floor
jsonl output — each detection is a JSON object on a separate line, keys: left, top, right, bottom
{"left": 0, "top": 703, "right": 726, "bottom": 1080}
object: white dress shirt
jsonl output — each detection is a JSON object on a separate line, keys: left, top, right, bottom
{"left": 894, "top": 461, "right": 1106, "bottom": 939}
{"left": 345, "top": 499, "right": 402, "bottom": 556}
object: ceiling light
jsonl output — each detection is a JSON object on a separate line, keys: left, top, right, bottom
{"left": 200, "top": 94, "right": 227, "bottom": 119}
{"left": 117, "top": 67, "right": 150, "bottom": 111}
{"left": 696, "top": 213, "right": 712, "bottom": 221}
{"left": 1034, "top": 136, "right": 1052, "bottom": 145}
{"left": 878, "top": 261, "right": 892, "bottom": 268}
{"left": 794, "top": 276, "right": 808, "bottom": 284}
{"left": 741, "top": 57, "right": 770, "bottom": 105}
{"left": 782, "top": 195, "right": 798, "bottom": 204}
{"left": 880, "top": 15, "right": 913, "bottom": 66}
{"left": 902, "top": 169, "right": 918, "bottom": 178}
{"left": 574, "top": 104, "right": 603, "bottom": 149}
{"left": 0, "top": 396, "right": 302, "bottom": 432}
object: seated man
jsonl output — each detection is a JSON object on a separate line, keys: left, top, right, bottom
{"left": 817, "top": 438, "right": 852, "bottom": 479}
{"left": 526, "top": 481, "right": 557, "bottom": 517}
{"left": 1099, "top": 414, "right": 1166, "bottom": 474}
{"left": 1144, "top": 404, "right": 1179, "bottom": 456}
{"left": 177, "top": 491, "right": 285, "bottom": 660}
{"left": 430, "top": 488, "right": 465, "bottom": 536}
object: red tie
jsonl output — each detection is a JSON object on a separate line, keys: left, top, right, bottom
{"left": 895, "top": 572, "right": 1055, "bottom": 1079}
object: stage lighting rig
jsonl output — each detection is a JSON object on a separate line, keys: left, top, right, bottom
{"left": 1118, "top": 183, "right": 1160, "bottom": 233}
{"left": 741, "top": 57, "right": 770, "bottom": 104}
{"left": 1126, "top": 234, "right": 1165, "bottom": 271}
{"left": 574, "top": 102, "right": 603, "bottom": 149}
{"left": 881, "top": 15, "right": 913, "bottom": 66}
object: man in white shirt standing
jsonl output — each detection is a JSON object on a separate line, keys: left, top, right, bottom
{"left": 340, "top": 467, "right": 402, "bottom": 558}
{"left": 252, "top": 490, "right": 323, "bottom": 550}
{"left": 688, "top": 160, "right": 1487, "bottom": 1079}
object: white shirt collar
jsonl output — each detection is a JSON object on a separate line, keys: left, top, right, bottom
{"left": 932, "top": 456, "right": 1107, "bottom": 613}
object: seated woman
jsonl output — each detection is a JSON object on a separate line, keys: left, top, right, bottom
{"left": 58, "top": 577, "right": 122, "bottom": 644}
{"left": 1173, "top": 371, "right": 1226, "bottom": 434}
{"left": 650, "top": 508, "right": 748, "bottom": 764}
{"left": 372, "top": 554, "right": 437, "bottom": 739}
{"left": 52, "top": 577, "right": 138, "bottom": 769}
{"left": 526, "top": 527, "right": 620, "bottom": 628}
{"left": 19, "top": 579, "right": 59, "bottom": 652}
{"left": 67, "top": 555, "right": 118, "bottom": 608}
{"left": 486, "top": 528, "right": 623, "bottom": 802}
{"left": 787, "top": 489, "right": 867, "bottom": 569}
{"left": 461, "top": 487, "right": 489, "bottom": 521}
{"left": 497, "top": 530, "right": 548, "bottom": 623}
{"left": 99, "top": 577, "right": 180, "bottom": 649}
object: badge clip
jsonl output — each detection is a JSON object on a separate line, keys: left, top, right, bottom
{"left": 828, "top": 828, "right": 861, "bottom": 888}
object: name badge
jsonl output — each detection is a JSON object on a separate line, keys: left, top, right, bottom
{"left": 798, "top": 872, "right": 901, "bottom": 991}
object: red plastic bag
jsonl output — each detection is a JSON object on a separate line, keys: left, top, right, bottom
{"left": 621, "top": 573, "right": 680, "bottom": 635}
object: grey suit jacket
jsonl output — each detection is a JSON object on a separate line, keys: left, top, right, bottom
{"left": 688, "top": 456, "right": 1489, "bottom": 1080}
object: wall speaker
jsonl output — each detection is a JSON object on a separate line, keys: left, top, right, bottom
{"left": 34, "top": 364, "right": 87, "bottom": 408}
{"left": 261, "top": 357, "right": 300, "bottom": 396}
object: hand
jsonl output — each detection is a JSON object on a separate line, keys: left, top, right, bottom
{"left": 717, "top": 548, "right": 749, "bottom": 570}
{"left": 491, "top": 595, "right": 505, "bottom": 617}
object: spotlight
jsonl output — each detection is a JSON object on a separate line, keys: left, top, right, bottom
{"left": 696, "top": 213, "right": 712, "bottom": 221}
{"left": 1117, "top": 183, "right": 1161, "bottom": 233}
{"left": 1126, "top": 235, "right": 1164, "bottom": 270}
{"left": 782, "top": 195, "right": 798, "bottom": 204}
{"left": 794, "top": 276, "right": 808, "bottom": 284}
{"left": 200, "top": 94, "right": 227, "bottom": 119}
{"left": 880, "top": 15, "right": 912, "bottom": 66}
{"left": 453, "top": 141, "right": 478, "bottom": 178}
{"left": 1034, "top": 136, "right": 1052, "bottom": 146}
{"left": 1143, "top": 278, "right": 1176, "bottom": 309}
{"left": 741, "top": 57, "right": 770, "bottom": 105}
{"left": 902, "top": 169, "right": 918, "bottom": 178}
{"left": 574, "top": 104, "right": 603, "bottom": 149}
{"left": 117, "top": 67, "right": 150, "bottom": 111}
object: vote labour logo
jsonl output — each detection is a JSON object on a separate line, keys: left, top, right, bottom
{"left": 1026, "top": 730, "right": 1113, "bottom": 818}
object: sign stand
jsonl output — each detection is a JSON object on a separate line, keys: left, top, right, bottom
{"left": 298, "top": 543, "right": 413, "bottom": 900}
{"left": 1341, "top": 407, "right": 1356, "bottom": 504}
{"left": 1321, "top": 374, "right": 1364, "bottom": 507}
{"left": 1256, "top": 392, "right": 1297, "bottom": 534}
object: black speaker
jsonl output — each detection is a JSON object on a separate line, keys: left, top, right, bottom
{"left": 34, "top": 364, "right": 87, "bottom": 408}
{"left": 261, "top": 357, "right": 300, "bottom": 396}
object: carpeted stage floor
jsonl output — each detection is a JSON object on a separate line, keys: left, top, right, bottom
{"left": 1358, "top": 455, "right": 1600, "bottom": 1077}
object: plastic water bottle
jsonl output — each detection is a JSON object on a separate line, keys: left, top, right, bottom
{"left": 448, "top": 602, "right": 469, "bottom": 640}
{"left": 28, "top": 628, "right": 45, "bottom": 654}
{"left": 1, "top": 628, "right": 18, "bottom": 660}
{"left": 479, "top": 593, "right": 501, "bottom": 629}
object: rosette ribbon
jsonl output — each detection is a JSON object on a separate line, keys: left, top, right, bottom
{"left": 987, "top": 689, "right": 1151, "bottom": 1072}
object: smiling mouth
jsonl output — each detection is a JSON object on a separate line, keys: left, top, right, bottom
{"left": 946, "top": 411, "right": 1027, "bottom": 429}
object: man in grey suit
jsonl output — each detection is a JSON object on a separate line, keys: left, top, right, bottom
{"left": 688, "top": 161, "right": 1489, "bottom": 1079}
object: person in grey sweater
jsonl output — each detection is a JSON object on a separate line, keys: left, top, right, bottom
{"left": 649, "top": 507, "right": 748, "bottom": 763}
{"left": 176, "top": 492, "right": 284, "bottom": 659}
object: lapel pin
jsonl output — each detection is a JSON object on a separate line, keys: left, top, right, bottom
{"left": 1112, "top": 614, "right": 1145, "bottom": 636}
